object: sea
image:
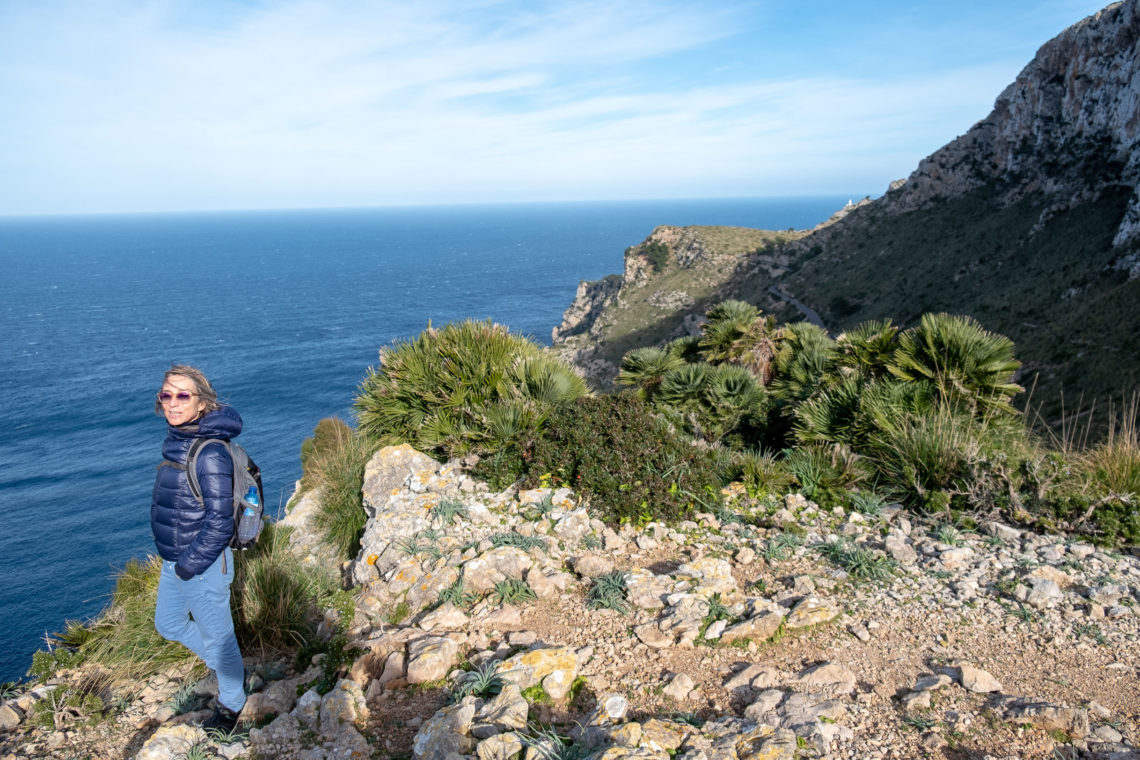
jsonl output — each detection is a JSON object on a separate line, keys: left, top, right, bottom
{"left": 0, "top": 196, "right": 849, "bottom": 683}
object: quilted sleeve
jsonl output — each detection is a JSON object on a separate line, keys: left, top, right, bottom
{"left": 173, "top": 441, "right": 234, "bottom": 578}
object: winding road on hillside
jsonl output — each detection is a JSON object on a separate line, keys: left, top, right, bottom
{"left": 769, "top": 285, "right": 828, "bottom": 331}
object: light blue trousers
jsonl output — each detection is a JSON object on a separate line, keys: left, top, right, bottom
{"left": 154, "top": 548, "right": 246, "bottom": 713}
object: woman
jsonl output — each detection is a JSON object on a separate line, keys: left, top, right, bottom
{"left": 151, "top": 365, "right": 245, "bottom": 731}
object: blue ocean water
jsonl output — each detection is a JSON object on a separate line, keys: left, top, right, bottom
{"left": 0, "top": 197, "right": 847, "bottom": 682}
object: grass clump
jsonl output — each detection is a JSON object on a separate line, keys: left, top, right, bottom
{"left": 61, "top": 522, "right": 338, "bottom": 690}
{"left": 231, "top": 523, "right": 338, "bottom": 652}
{"left": 488, "top": 531, "right": 548, "bottom": 552}
{"left": 302, "top": 418, "right": 373, "bottom": 559}
{"left": 761, "top": 532, "right": 804, "bottom": 562}
{"left": 437, "top": 578, "right": 477, "bottom": 609}
{"left": 430, "top": 498, "right": 469, "bottom": 526}
{"left": 520, "top": 722, "right": 585, "bottom": 760}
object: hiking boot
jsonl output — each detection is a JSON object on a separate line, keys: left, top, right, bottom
{"left": 201, "top": 703, "right": 241, "bottom": 733}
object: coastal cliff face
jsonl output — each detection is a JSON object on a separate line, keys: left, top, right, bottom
{"left": 552, "top": 225, "right": 801, "bottom": 387}
{"left": 554, "top": 1, "right": 1140, "bottom": 416}
{"left": 883, "top": 0, "right": 1140, "bottom": 247}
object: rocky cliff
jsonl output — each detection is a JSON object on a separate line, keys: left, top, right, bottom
{"left": 554, "top": 1, "right": 1140, "bottom": 417}
{"left": 884, "top": 0, "right": 1140, "bottom": 247}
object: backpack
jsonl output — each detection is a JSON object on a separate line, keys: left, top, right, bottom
{"left": 177, "top": 439, "right": 265, "bottom": 550}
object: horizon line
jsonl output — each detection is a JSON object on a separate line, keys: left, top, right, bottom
{"left": 0, "top": 192, "right": 878, "bottom": 221}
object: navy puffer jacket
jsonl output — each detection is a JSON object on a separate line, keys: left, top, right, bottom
{"left": 151, "top": 406, "right": 242, "bottom": 579}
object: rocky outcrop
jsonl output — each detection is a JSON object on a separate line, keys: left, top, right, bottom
{"left": 552, "top": 225, "right": 798, "bottom": 386}
{"left": 883, "top": 0, "right": 1140, "bottom": 248}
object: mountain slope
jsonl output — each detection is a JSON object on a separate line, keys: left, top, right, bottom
{"left": 554, "top": 1, "right": 1140, "bottom": 423}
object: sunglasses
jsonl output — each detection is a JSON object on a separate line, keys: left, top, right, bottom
{"left": 157, "top": 391, "right": 199, "bottom": 405}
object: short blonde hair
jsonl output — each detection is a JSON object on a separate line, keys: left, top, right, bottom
{"left": 155, "top": 364, "right": 221, "bottom": 415}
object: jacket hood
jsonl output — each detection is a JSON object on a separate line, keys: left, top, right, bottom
{"left": 169, "top": 405, "right": 243, "bottom": 441}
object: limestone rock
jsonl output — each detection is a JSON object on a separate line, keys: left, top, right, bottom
{"left": 0, "top": 702, "right": 23, "bottom": 731}
{"left": 553, "top": 509, "right": 591, "bottom": 543}
{"left": 471, "top": 683, "right": 528, "bottom": 738}
{"left": 573, "top": 553, "right": 616, "bottom": 578}
{"left": 498, "top": 646, "right": 579, "bottom": 697}
{"left": 406, "top": 635, "right": 461, "bottom": 684}
{"left": 320, "top": 678, "right": 369, "bottom": 736}
{"left": 589, "top": 693, "right": 630, "bottom": 725}
{"left": 795, "top": 662, "right": 856, "bottom": 696}
{"left": 958, "top": 664, "right": 1003, "bottom": 693}
{"left": 294, "top": 688, "right": 322, "bottom": 729}
{"left": 884, "top": 531, "right": 918, "bottom": 565}
{"left": 640, "top": 718, "right": 689, "bottom": 751}
{"left": 663, "top": 673, "right": 696, "bottom": 702}
{"left": 732, "top": 723, "right": 798, "bottom": 760}
{"left": 1003, "top": 699, "right": 1090, "bottom": 739}
{"left": 413, "top": 697, "right": 478, "bottom": 759}
{"left": 135, "top": 724, "right": 206, "bottom": 760}
{"left": 477, "top": 731, "right": 524, "bottom": 760}
{"left": 625, "top": 569, "right": 672, "bottom": 609}
{"left": 464, "top": 547, "right": 534, "bottom": 593}
{"left": 784, "top": 596, "right": 840, "bottom": 629}
{"left": 419, "top": 602, "right": 470, "bottom": 632}
{"left": 720, "top": 610, "right": 784, "bottom": 645}
{"left": 675, "top": 557, "right": 737, "bottom": 596}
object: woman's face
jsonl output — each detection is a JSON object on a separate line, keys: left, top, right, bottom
{"left": 159, "top": 374, "right": 207, "bottom": 427}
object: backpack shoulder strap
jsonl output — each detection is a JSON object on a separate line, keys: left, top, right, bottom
{"left": 184, "top": 438, "right": 231, "bottom": 505}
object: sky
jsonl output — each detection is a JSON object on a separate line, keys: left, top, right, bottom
{"left": 0, "top": 0, "right": 1116, "bottom": 215}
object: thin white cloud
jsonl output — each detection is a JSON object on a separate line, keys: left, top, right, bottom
{"left": 0, "top": 0, "right": 1110, "bottom": 213}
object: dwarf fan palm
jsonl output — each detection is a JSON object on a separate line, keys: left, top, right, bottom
{"left": 889, "top": 313, "right": 1023, "bottom": 415}
{"left": 355, "top": 319, "right": 585, "bottom": 459}
{"left": 833, "top": 320, "right": 899, "bottom": 380}
{"left": 617, "top": 347, "right": 686, "bottom": 400}
{"left": 699, "top": 300, "right": 781, "bottom": 384}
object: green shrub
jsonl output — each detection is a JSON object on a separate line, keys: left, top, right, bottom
{"left": 27, "top": 648, "right": 85, "bottom": 684}
{"left": 510, "top": 393, "right": 724, "bottom": 526}
{"left": 641, "top": 240, "right": 670, "bottom": 272}
{"left": 355, "top": 319, "right": 586, "bottom": 459}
